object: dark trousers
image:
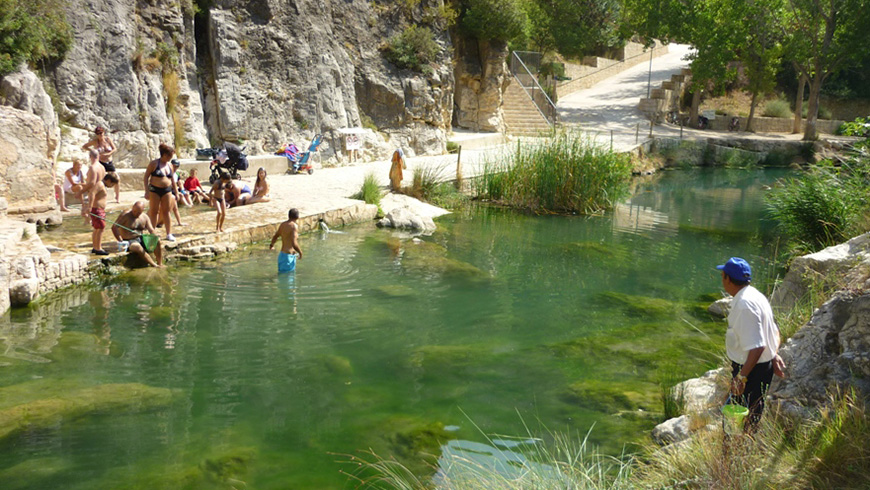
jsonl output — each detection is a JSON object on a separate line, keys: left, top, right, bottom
{"left": 731, "top": 360, "right": 774, "bottom": 427}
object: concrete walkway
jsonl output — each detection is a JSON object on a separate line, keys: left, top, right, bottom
{"left": 558, "top": 44, "right": 695, "bottom": 150}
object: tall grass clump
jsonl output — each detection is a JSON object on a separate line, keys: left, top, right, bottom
{"left": 344, "top": 425, "right": 633, "bottom": 489}
{"left": 765, "top": 160, "right": 868, "bottom": 253}
{"left": 353, "top": 172, "right": 382, "bottom": 206}
{"left": 476, "top": 133, "right": 633, "bottom": 214}
{"left": 658, "top": 364, "right": 687, "bottom": 421}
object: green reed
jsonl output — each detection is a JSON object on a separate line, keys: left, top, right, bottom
{"left": 475, "top": 133, "right": 633, "bottom": 214}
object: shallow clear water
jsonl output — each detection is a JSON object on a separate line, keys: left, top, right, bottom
{"left": 1, "top": 168, "right": 789, "bottom": 488}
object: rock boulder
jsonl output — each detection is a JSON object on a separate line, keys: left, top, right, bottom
{"left": 770, "top": 290, "right": 870, "bottom": 417}
{"left": 0, "top": 106, "right": 56, "bottom": 216}
{"left": 0, "top": 67, "right": 60, "bottom": 159}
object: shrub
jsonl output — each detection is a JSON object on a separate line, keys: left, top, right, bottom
{"left": 762, "top": 98, "right": 793, "bottom": 119}
{"left": 446, "top": 141, "right": 459, "bottom": 154}
{"left": 837, "top": 116, "right": 870, "bottom": 137}
{"left": 658, "top": 364, "right": 687, "bottom": 421}
{"left": 802, "top": 104, "right": 833, "bottom": 120}
{"left": 0, "top": 0, "right": 73, "bottom": 75}
{"left": 765, "top": 161, "right": 866, "bottom": 252}
{"left": 475, "top": 132, "right": 633, "bottom": 214}
{"left": 383, "top": 25, "right": 440, "bottom": 72}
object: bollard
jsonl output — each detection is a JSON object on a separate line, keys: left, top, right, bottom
{"left": 455, "top": 145, "right": 463, "bottom": 190}
{"left": 680, "top": 117, "right": 683, "bottom": 139}
{"left": 635, "top": 124, "right": 639, "bottom": 144}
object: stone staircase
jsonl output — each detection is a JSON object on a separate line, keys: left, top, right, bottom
{"left": 502, "top": 80, "right": 554, "bottom": 137}
{"left": 638, "top": 68, "right": 691, "bottom": 119}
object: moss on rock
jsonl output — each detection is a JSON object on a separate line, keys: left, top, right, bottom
{"left": 0, "top": 381, "right": 177, "bottom": 441}
{"left": 595, "top": 291, "right": 682, "bottom": 318}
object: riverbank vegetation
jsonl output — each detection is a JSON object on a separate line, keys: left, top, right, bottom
{"left": 474, "top": 133, "right": 633, "bottom": 214}
{"left": 356, "top": 385, "right": 870, "bottom": 489}
{"left": 765, "top": 127, "right": 870, "bottom": 255}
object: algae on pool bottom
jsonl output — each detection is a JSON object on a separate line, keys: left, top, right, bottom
{"left": 0, "top": 168, "right": 791, "bottom": 488}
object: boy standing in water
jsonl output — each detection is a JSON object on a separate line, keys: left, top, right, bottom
{"left": 88, "top": 172, "right": 119, "bottom": 255}
{"left": 270, "top": 208, "right": 303, "bottom": 273}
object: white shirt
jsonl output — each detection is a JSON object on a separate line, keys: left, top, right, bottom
{"left": 725, "top": 285, "right": 780, "bottom": 364}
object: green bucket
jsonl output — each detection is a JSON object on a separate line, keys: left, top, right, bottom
{"left": 722, "top": 404, "right": 749, "bottom": 434}
{"left": 141, "top": 234, "right": 160, "bottom": 253}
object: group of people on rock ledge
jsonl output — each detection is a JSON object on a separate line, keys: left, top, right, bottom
{"left": 55, "top": 128, "right": 273, "bottom": 265}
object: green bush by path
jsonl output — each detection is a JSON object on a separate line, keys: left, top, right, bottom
{"left": 475, "top": 132, "right": 633, "bottom": 214}
{"left": 0, "top": 0, "right": 72, "bottom": 75}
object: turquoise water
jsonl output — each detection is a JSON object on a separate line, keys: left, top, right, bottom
{"left": 0, "top": 168, "right": 789, "bottom": 488}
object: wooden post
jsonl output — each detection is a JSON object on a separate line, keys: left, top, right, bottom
{"left": 610, "top": 130, "right": 613, "bottom": 150}
{"left": 635, "top": 124, "right": 639, "bottom": 144}
{"left": 455, "top": 145, "right": 463, "bottom": 190}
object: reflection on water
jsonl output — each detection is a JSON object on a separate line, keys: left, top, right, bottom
{"left": 0, "top": 168, "right": 792, "bottom": 489}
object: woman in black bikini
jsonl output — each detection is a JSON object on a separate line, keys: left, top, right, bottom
{"left": 143, "top": 143, "right": 178, "bottom": 241}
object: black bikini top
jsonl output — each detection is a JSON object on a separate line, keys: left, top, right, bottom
{"left": 151, "top": 161, "right": 172, "bottom": 178}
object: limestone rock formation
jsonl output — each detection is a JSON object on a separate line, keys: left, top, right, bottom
{"left": 771, "top": 232, "right": 870, "bottom": 310}
{"left": 0, "top": 67, "right": 61, "bottom": 159}
{"left": 0, "top": 106, "right": 57, "bottom": 217}
{"left": 453, "top": 38, "right": 508, "bottom": 132}
{"left": 651, "top": 368, "right": 728, "bottom": 445}
{"left": 770, "top": 290, "right": 870, "bottom": 417}
{"left": 41, "top": 0, "right": 459, "bottom": 166}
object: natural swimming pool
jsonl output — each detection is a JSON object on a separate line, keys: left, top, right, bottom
{"left": 0, "top": 168, "right": 790, "bottom": 488}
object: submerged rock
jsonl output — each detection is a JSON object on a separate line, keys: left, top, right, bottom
{"left": 377, "top": 206, "right": 437, "bottom": 231}
{"left": 595, "top": 291, "right": 681, "bottom": 318}
{"left": 560, "top": 380, "right": 657, "bottom": 413}
{"left": 0, "top": 382, "right": 177, "bottom": 441}
{"left": 707, "top": 297, "right": 732, "bottom": 317}
{"left": 401, "top": 240, "right": 488, "bottom": 281}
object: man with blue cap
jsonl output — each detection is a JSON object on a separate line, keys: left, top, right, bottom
{"left": 717, "top": 257, "right": 783, "bottom": 429}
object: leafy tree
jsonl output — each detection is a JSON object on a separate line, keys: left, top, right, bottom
{"left": 539, "top": 0, "right": 623, "bottom": 58}
{"left": 460, "top": 0, "right": 529, "bottom": 43}
{"left": 782, "top": 0, "right": 870, "bottom": 140}
{"left": 0, "top": 0, "right": 72, "bottom": 75}
{"left": 523, "top": 0, "right": 556, "bottom": 53}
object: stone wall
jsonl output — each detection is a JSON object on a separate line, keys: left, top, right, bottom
{"left": 0, "top": 220, "right": 95, "bottom": 314}
{"left": 705, "top": 114, "right": 844, "bottom": 134}
{"left": 558, "top": 42, "right": 668, "bottom": 99}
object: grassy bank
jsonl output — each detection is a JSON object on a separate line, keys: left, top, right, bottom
{"left": 352, "top": 388, "right": 869, "bottom": 489}
{"left": 474, "top": 133, "right": 633, "bottom": 214}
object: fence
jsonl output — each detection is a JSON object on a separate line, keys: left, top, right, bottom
{"left": 510, "top": 51, "right": 558, "bottom": 127}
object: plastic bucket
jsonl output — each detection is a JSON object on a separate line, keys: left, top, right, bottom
{"left": 722, "top": 404, "right": 749, "bottom": 434}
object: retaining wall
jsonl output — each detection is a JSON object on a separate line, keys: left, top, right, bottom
{"left": 558, "top": 42, "right": 668, "bottom": 99}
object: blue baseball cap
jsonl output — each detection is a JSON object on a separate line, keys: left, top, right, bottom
{"left": 716, "top": 257, "right": 752, "bottom": 282}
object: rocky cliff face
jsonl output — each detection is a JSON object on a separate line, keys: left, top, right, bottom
{"left": 453, "top": 37, "right": 508, "bottom": 132}
{"left": 36, "top": 0, "right": 473, "bottom": 167}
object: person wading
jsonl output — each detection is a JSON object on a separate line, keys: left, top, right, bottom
{"left": 717, "top": 257, "right": 785, "bottom": 430}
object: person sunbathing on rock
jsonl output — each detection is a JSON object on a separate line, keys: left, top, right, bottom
{"left": 111, "top": 201, "right": 164, "bottom": 268}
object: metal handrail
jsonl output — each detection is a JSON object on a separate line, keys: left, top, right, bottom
{"left": 509, "top": 51, "right": 557, "bottom": 127}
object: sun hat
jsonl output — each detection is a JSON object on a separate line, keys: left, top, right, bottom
{"left": 716, "top": 257, "right": 752, "bottom": 282}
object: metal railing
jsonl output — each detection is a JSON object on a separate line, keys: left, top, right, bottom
{"left": 510, "top": 51, "right": 557, "bottom": 127}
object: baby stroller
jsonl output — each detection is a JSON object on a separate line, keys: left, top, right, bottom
{"left": 288, "top": 134, "right": 323, "bottom": 175}
{"left": 209, "top": 142, "right": 249, "bottom": 184}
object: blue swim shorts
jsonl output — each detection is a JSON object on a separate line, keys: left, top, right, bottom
{"left": 278, "top": 251, "right": 297, "bottom": 273}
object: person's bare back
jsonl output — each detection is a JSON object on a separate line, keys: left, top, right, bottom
{"left": 270, "top": 209, "right": 303, "bottom": 273}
